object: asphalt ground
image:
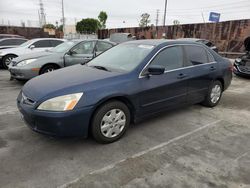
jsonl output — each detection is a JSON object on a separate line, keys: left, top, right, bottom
{"left": 0, "top": 69, "right": 249, "bottom": 188}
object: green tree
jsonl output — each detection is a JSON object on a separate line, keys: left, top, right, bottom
{"left": 58, "top": 25, "right": 63, "bottom": 32}
{"left": 43, "top": 23, "right": 56, "bottom": 29}
{"left": 173, "top": 20, "right": 180, "bottom": 25}
{"left": 76, "top": 18, "right": 100, "bottom": 34}
{"left": 98, "top": 11, "right": 108, "bottom": 29}
{"left": 139, "top": 13, "right": 150, "bottom": 27}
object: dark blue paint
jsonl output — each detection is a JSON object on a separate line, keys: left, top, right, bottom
{"left": 17, "top": 40, "right": 232, "bottom": 137}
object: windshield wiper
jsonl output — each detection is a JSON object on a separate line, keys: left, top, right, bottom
{"left": 90, "top": 65, "right": 110, "bottom": 72}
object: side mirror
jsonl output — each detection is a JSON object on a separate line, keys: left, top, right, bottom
{"left": 66, "top": 50, "right": 75, "bottom": 56}
{"left": 146, "top": 65, "right": 165, "bottom": 76}
{"left": 29, "top": 45, "right": 35, "bottom": 50}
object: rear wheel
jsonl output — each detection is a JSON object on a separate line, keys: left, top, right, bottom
{"left": 202, "top": 80, "right": 223, "bottom": 107}
{"left": 2, "top": 54, "right": 17, "bottom": 69}
{"left": 91, "top": 101, "right": 130, "bottom": 144}
{"left": 40, "top": 65, "right": 58, "bottom": 75}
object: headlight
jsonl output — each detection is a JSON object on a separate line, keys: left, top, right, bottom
{"left": 17, "top": 59, "right": 37, "bottom": 67}
{"left": 37, "top": 93, "right": 83, "bottom": 111}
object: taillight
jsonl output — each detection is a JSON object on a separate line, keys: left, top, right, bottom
{"left": 229, "top": 64, "right": 234, "bottom": 72}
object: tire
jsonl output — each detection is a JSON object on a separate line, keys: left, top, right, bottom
{"left": 40, "top": 65, "right": 57, "bottom": 75}
{"left": 91, "top": 100, "right": 131, "bottom": 144}
{"left": 202, "top": 80, "right": 223, "bottom": 107}
{"left": 2, "top": 54, "right": 17, "bottom": 69}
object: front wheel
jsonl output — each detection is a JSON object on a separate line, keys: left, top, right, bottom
{"left": 40, "top": 65, "right": 57, "bottom": 75}
{"left": 2, "top": 54, "right": 17, "bottom": 69}
{"left": 91, "top": 101, "right": 130, "bottom": 144}
{"left": 202, "top": 81, "right": 223, "bottom": 107}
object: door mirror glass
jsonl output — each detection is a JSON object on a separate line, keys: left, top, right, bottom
{"left": 29, "top": 45, "right": 35, "bottom": 50}
{"left": 147, "top": 65, "right": 165, "bottom": 75}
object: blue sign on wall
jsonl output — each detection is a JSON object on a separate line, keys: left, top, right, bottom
{"left": 209, "top": 12, "right": 220, "bottom": 22}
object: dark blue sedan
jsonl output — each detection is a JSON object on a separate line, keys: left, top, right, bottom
{"left": 17, "top": 40, "right": 233, "bottom": 143}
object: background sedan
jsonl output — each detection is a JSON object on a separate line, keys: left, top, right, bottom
{"left": 8, "top": 39, "right": 115, "bottom": 80}
{"left": 0, "top": 38, "right": 65, "bottom": 69}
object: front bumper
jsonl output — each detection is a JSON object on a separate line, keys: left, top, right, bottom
{"left": 233, "top": 65, "right": 250, "bottom": 78}
{"left": 9, "top": 64, "right": 39, "bottom": 80}
{"left": 17, "top": 93, "right": 94, "bottom": 137}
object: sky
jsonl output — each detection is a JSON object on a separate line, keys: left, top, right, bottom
{"left": 0, "top": 0, "right": 250, "bottom": 28}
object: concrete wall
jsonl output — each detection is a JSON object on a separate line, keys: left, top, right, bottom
{"left": 98, "top": 19, "right": 250, "bottom": 53}
{"left": 0, "top": 26, "right": 63, "bottom": 39}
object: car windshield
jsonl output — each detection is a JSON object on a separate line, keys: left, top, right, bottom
{"left": 19, "top": 40, "right": 35, "bottom": 47}
{"left": 51, "top": 41, "right": 78, "bottom": 53}
{"left": 88, "top": 43, "right": 154, "bottom": 72}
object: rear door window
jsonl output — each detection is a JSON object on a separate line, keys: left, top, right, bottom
{"left": 184, "top": 45, "right": 210, "bottom": 66}
{"left": 50, "top": 40, "right": 63, "bottom": 47}
{"left": 33, "top": 40, "right": 52, "bottom": 48}
{"left": 150, "top": 46, "right": 184, "bottom": 71}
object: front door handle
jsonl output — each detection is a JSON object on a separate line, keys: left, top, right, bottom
{"left": 210, "top": 66, "right": 216, "bottom": 71}
{"left": 177, "top": 73, "right": 188, "bottom": 79}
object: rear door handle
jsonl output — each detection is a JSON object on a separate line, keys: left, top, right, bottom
{"left": 83, "top": 57, "right": 92, "bottom": 60}
{"left": 177, "top": 73, "right": 188, "bottom": 79}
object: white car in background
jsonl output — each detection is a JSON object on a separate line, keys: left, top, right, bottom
{"left": 0, "top": 38, "right": 65, "bottom": 69}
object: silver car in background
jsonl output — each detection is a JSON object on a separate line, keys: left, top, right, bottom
{"left": 0, "top": 38, "right": 65, "bottom": 69}
{"left": 8, "top": 39, "right": 116, "bottom": 80}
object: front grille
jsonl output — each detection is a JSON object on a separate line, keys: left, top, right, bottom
{"left": 239, "top": 66, "right": 250, "bottom": 73}
{"left": 22, "top": 93, "right": 36, "bottom": 106}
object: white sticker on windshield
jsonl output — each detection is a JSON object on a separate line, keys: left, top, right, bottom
{"left": 138, "top": 45, "right": 154, "bottom": 49}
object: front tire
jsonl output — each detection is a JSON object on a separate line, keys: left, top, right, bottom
{"left": 40, "top": 65, "right": 57, "bottom": 75}
{"left": 2, "top": 54, "right": 17, "bottom": 69}
{"left": 202, "top": 80, "right": 223, "bottom": 107}
{"left": 91, "top": 101, "right": 130, "bottom": 144}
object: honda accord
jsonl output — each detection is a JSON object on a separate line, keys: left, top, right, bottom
{"left": 17, "top": 40, "right": 233, "bottom": 143}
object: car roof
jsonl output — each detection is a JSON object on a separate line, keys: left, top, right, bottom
{"left": 69, "top": 39, "right": 116, "bottom": 45}
{"left": 124, "top": 39, "right": 206, "bottom": 47}
{"left": 0, "top": 38, "right": 27, "bottom": 41}
{"left": 177, "top": 38, "right": 208, "bottom": 42}
{"left": 30, "top": 38, "right": 65, "bottom": 41}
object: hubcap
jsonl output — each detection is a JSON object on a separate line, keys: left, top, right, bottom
{"left": 5, "top": 57, "right": 14, "bottom": 67}
{"left": 210, "top": 84, "right": 221, "bottom": 104}
{"left": 45, "top": 68, "right": 54, "bottom": 73}
{"left": 100, "top": 109, "right": 126, "bottom": 138}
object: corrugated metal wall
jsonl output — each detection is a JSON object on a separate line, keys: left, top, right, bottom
{"left": 98, "top": 19, "right": 250, "bottom": 53}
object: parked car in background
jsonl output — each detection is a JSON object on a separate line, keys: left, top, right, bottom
{"left": 0, "top": 38, "right": 28, "bottom": 50}
{"left": 177, "top": 38, "right": 218, "bottom": 52}
{"left": 9, "top": 39, "right": 116, "bottom": 80}
{"left": 0, "top": 34, "right": 25, "bottom": 39}
{"left": 0, "top": 38, "right": 65, "bottom": 69}
{"left": 105, "top": 33, "right": 136, "bottom": 44}
{"left": 233, "top": 36, "right": 250, "bottom": 78}
{"left": 18, "top": 40, "right": 232, "bottom": 143}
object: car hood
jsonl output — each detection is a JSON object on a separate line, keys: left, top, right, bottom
{"left": 22, "top": 64, "right": 123, "bottom": 102}
{"left": 34, "top": 52, "right": 64, "bottom": 63}
{"left": 14, "top": 51, "right": 53, "bottom": 62}
{"left": 244, "top": 37, "right": 250, "bottom": 51}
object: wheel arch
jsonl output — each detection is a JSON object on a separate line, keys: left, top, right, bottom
{"left": 215, "top": 77, "right": 225, "bottom": 91}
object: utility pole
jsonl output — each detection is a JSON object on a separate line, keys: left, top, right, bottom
{"left": 163, "top": 0, "right": 168, "bottom": 38}
{"left": 61, "top": 0, "right": 65, "bottom": 34}
{"left": 163, "top": 0, "right": 168, "bottom": 26}
{"left": 38, "top": 0, "right": 46, "bottom": 27}
{"left": 155, "top": 9, "right": 160, "bottom": 27}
